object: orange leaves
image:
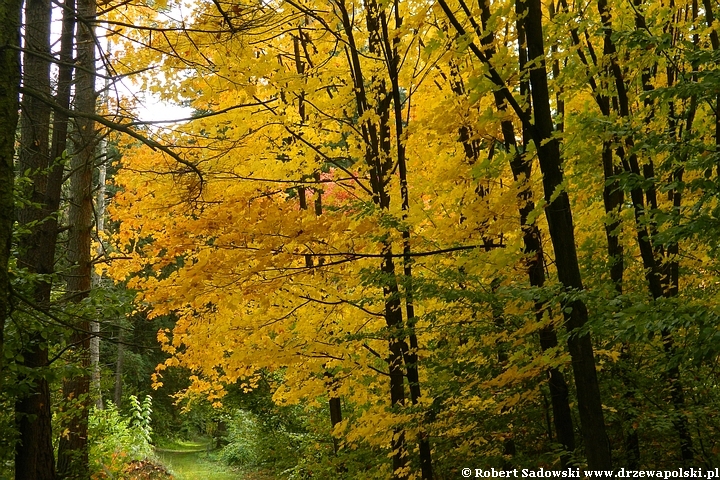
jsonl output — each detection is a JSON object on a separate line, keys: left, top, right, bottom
{"left": 103, "top": 0, "right": 583, "bottom": 470}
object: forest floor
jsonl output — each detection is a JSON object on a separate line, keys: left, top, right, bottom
{"left": 154, "top": 439, "right": 274, "bottom": 480}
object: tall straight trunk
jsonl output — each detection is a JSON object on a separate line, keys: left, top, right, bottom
{"left": 597, "top": 0, "right": 694, "bottom": 461}
{"left": 521, "top": 0, "right": 613, "bottom": 468}
{"left": 0, "top": 0, "right": 21, "bottom": 387}
{"left": 379, "top": 2, "right": 433, "bottom": 477}
{"left": 15, "top": 0, "right": 59, "bottom": 477}
{"left": 91, "top": 75, "right": 110, "bottom": 411}
{"left": 436, "top": 0, "right": 589, "bottom": 466}
{"left": 557, "top": 0, "right": 642, "bottom": 464}
{"left": 502, "top": 84, "right": 577, "bottom": 467}
{"left": 91, "top": 159, "right": 105, "bottom": 410}
{"left": 114, "top": 337, "right": 124, "bottom": 407}
{"left": 649, "top": 5, "right": 693, "bottom": 462}
{"left": 57, "top": 0, "right": 97, "bottom": 474}
{"left": 474, "top": 0, "right": 576, "bottom": 464}
{"left": 336, "top": 1, "right": 409, "bottom": 476}
{"left": 513, "top": 7, "right": 577, "bottom": 463}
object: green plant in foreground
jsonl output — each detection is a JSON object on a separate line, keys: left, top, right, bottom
{"left": 89, "top": 396, "right": 155, "bottom": 478}
{"left": 130, "top": 394, "right": 153, "bottom": 447}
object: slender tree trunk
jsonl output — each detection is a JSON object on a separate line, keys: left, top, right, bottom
{"left": 379, "top": 2, "right": 433, "bottom": 476}
{"left": 89, "top": 320, "right": 102, "bottom": 408}
{"left": 521, "top": 0, "right": 613, "bottom": 468}
{"left": 439, "top": 0, "right": 614, "bottom": 465}
{"left": 597, "top": 0, "right": 694, "bottom": 461}
{"left": 328, "top": 393, "right": 342, "bottom": 453}
{"left": 436, "top": 0, "right": 580, "bottom": 466}
{"left": 336, "top": 1, "right": 409, "bottom": 476}
{"left": 0, "top": 0, "right": 21, "bottom": 387}
{"left": 91, "top": 159, "right": 105, "bottom": 410}
{"left": 450, "top": 0, "right": 577, "bottom": 465}
{"left": 504, "top": 102, "right": 577, "bottom": 467}
{"left": 91, "top": 74, "right": 110, "bottom": 411}
{"left": 57, "top": 0, "right": 97, "bottom": 474}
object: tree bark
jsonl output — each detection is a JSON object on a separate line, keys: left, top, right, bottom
{"left": 336, "top": 1, "right": 410, "bottom": 476}
{"left": 90, "top": 72, "right": 110, "bottom": 411}
{"left": 91, "top": 159, "right": 105, "bottom": 410}
{"left": 435, "top": 0, "right": 602, "bottom": 466}
{"left": 0, "top": 0, "right": 21, "bottom": 388}
{"left": 57, "top": 0, "right": 97, "bottom": 474}
{"left": 380, "top": 2, "right": 433, "bottom": 476}
{"left": 15, "top": 0, "right": 58, "bottom": 477}
{"left": 521, "top": 0, "right": 613, "bottom": 468}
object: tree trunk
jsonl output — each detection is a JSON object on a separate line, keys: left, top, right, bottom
{"left": 57, "top": 0, "right": 97, "bottom": 474}
{"left": 90, "top": 156, "right": 106, "bottom": 410}
{"left": 459, "top": 0, "right": 577, "bottom": 465}
{"left": 521, "top": 0, "right": 613, "bottom": 468}
{"left": 336, "top": 1, "right": 409, "bottom": 476}
{"left": 0, "top": 0, "right": 21, "bottom": 388}
{"left": 15, "top": 0, "right": 58, "bottom": 477}
{"left": 114, "top": 332, "right": 124, "bottom": 407}
{"left": 381, "top": 2, "right": 433, "bottom": 476}
{"left": 90, "top": 73, "right": 110, "bottom": 411}
{"left": 436, "top": 0, "right": 586, "bottom": 466}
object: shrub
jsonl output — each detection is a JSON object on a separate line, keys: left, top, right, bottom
{"left": 89, "top": 396, "right": 154, "bottom": 479}
{"left": 219, "top": 408, "right": 310, "bottom": 473}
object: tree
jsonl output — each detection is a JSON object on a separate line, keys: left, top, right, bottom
{"left": 15, "top": 0, "right": 60, "bottom": 476}
{"left": 0, "top": 0, "right": 21, "bottom": 388}
{"left": 436, "top": 0, "right": 613, "bottom": 468}
{"left": 104, "top": 0, "right": 720, "bottom": 474}
{"left": 57, "top": 0, "right": 98, "bottom": 475}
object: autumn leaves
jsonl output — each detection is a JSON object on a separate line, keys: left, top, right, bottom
{"left": 107, "top": 0, "right": 720, "bottom": 476}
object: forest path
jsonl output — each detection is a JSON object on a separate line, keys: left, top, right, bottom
{"left": 155, "top": 439, "right": 246, "bottom": 480}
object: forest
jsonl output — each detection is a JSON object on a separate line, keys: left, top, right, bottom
{"left": 2, "top": 0, "right": 720, "bottom": 478}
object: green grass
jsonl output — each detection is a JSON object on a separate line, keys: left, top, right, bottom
{"left": 154, "top": 437, "right": 278, "bottom": 480}
{"left": 156, "top": 438, "right": 212, "bottom": 453}
{"left": 155, "top": 439, "right": 241, "bottom": 480}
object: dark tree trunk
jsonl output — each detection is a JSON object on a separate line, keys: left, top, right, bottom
{"left": 597, "top": 0, "right": 694, "bottom": 462}
{"left": 522, "top": 0, "right": 613, "bottom": 468}
{"left": 380, "top": 1, "right": 433, "bottom": 476}
{"left": 436, "top": 0, "right": 579, "bottom": 466}
{"left": 336, "top": 1, "right": 410, "bottom": 476}
{"left": 450, "top": 0, "right": 576, "bottom": 465}
{"left": 0, "top": 0, "right": 21, "bottom": 386}
{"left": 15, "top": 0, "right": 58, "bottom": 477}
{"left": 54, "top": 2, "right": 82, "bottom": 476}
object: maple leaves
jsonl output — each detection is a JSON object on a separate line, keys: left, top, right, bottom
{"left": 100, "top": 0, "right": 720, "bottom": 474}
{"left": 104, "top": 0, "right": 565, "bottom": 473}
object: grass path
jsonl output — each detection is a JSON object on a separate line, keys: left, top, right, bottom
{"left": 155, "top": 439, "right": 241, "bottom": 480}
